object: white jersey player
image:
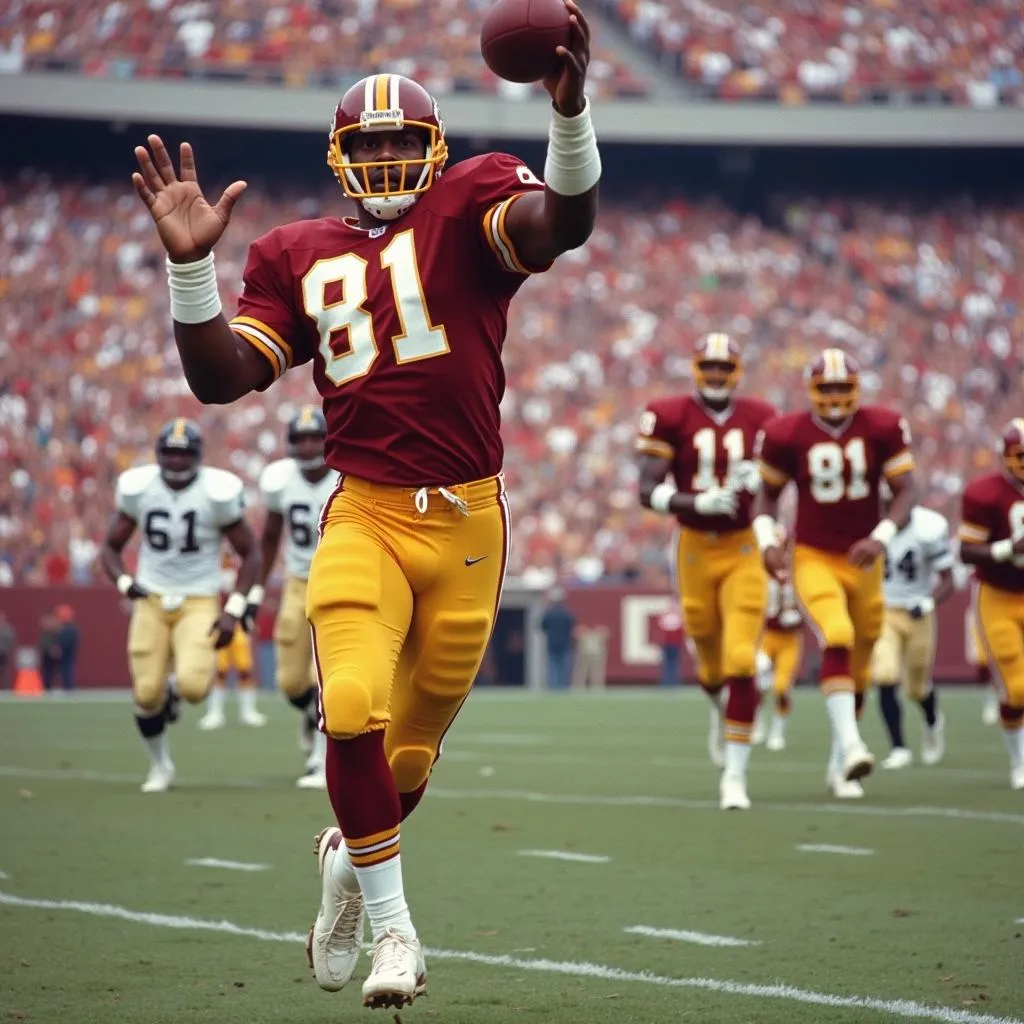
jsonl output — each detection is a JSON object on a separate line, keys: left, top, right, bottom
{"left": 100, "top": 418, "right": 261, "bottom": 793}
{"left": 258, "top": 406, "right": 338, "bottom": 788}
{"left": 872, "top": 504, "right": 955, "bottom": 768}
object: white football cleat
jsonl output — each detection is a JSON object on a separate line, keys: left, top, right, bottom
{"left": 842, "top": 740, "right": 874, "bottom": 782}
{"left": 307, "top": 827, "right": 365, "bottom": 992}
{"left": 719, "top": 772, "right": 751, "bottom": 811}
{"left": 197, "top": 711, "right": 225, "bottom": 731}
{"left": 707, "top": 704, "right": 725, "bottom": 768}
{"left": 362, "top": 929, "right": 427, "bottom": 1009}
{"left": 921, "top": 713, "right": 945, "bottom": 766}
{"left": 296, "top": 768, "right": 327, "bottom": 790}
{"left": 826, "top": 770, "right": 864, "bottom": 799}
{"left": 239, "top": 708, "right": 267, "bottom": 728}
{"left": 140, "top": 760, "right": 175, "bottom": 794}
{"left": 766, "top": 717, "right": 787, "bottom": 751}
{"left": 1010, "top": 765, "right": 1024, "bottom": 791}
{"left": 982, "top": 692, "right": 999, "bottom": 727}
{"left": 881, "top": 747, "right": 913, "bottom": 770}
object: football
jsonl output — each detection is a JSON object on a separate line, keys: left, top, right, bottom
{"left": 480, "top": 0, "right": 572, "bottom": 84}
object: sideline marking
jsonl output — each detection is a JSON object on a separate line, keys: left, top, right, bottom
{"left": 796, "top": 844, "right": 875, "bottom": 857}
{"left": 624, "top": 925, "right": 761, "bottom": 948}
{"left": 518, "top": 849, "right": 610, "bottom": 864}
{"left": 185, "top": 858, "right": 269, "bottom": 872}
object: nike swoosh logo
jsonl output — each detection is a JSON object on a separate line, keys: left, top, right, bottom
{"left": 465, "top": 555, "right": 488, "bottom": 566}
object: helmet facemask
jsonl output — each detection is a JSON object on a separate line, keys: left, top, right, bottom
{"left": 810, "top": 380, "right": 860, "bottom": 422}
{"left": 694, "top": 358, "right": 740, "bottom": 403}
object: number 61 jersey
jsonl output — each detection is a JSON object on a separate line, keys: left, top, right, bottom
{"left": 229, "top": 152, "right": 548, "bottom": 488}
{"left": 115, "top": 465, "right": 246, "bottom": 597}
{"left": 259, "top": 459, "right": 339, "bottom": 580}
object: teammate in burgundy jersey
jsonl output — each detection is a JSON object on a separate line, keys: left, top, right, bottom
{"left": 132, "top": 4, "right": 600, "bottom": 1006}
{"left": 638, "top": 333, "right": 775, "bottom": 811}
{"left": 958, "top": 420, "right": 1024, "bottom": 789}
{"left": 755, "top": 349, "right": 917, "bottom": 799}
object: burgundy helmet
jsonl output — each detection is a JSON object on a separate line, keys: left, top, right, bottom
{"left": 1001, "top": 418, "right": 1024, "bottom": 483}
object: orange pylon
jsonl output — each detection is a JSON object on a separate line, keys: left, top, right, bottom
{"left": 13, "top": 664, "right": 44, "bottom": 697}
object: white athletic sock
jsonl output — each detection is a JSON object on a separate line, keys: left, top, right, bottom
{"left": 825, "top": 691, "right": 860, "bottom": 750}
{"left": 827, "top": 731, "right": 842, "bottom": 778}
{"left": 1002, "top": 725, "right": 1024, "bottom": 769}
{"left": 238, "top": 686, "right": 258, "bottom": 716}
{"left": 354, "top": 853, "right": 415, "bottom": 940}
{"left": 770, "top": 715, "right": 787, "bottom": 740}
{"left": 144, "top": 730, "right": 170, "bottom": 766}
{"left": 207, "top": 684, "right": 226, "bottom": 717}
{"left": 724, "top": 741, "right": 751, "bottom": 778}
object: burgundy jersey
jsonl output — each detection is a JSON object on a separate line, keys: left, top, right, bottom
{"left": 759, "top": 406, "right": 914, "bottom": 555}
{"left": 230, "top": 152, "right": 547, "bottom": 486}
{"left": 637, "top": 394, "right": 777, "bottom": 532}
{"left": 959, "top": 472, "right": 1024, "bottom": 593}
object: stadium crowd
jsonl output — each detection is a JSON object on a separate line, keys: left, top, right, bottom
{"left": 0, "top": 0, "right": 647, "bottom": 98}
{"left": 1, "top": 172, "right": 1020, "bottom": 589}
{"left": 598, "top": 0, "right": 1024, "bottom": 106}
{"left": 4, "top": 0, "right": 1023, "bottom": 106}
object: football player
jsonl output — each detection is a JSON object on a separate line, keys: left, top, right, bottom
{"left": 757, "top": 572, "right": 804, "bottom": 752}
{"left": 755, "top": 350, "right": 917, "bottom": 799}
{"left": 198, "top": 553, "right": 267, "bottom": 730}
{"left": 100, "top": 419, "right": 261, "bottom": 792}
{"left": 258, "top": 405, "right": 338, "bottom": 789}
{"left": 132, "top": 4, "right": 598, "bottom": 1006}
{"left": 872, "top": 489, "right": 954, "bottom": 769}
{"left": 637, "top": 332, "right": 776, "bottom": 810}
{"left": 958, "top": 419, "right": 1024, "bottom": 790}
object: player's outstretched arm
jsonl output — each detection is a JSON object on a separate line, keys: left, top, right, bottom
{"left": 504, "top": 0, "right": 599, "bottom": 267}
{"left": 638, "top": 454, "right": 737, "bottom": 518}
{"left": 100, "top": 513, "right": 148, "bottom": 599}
{"left": 133, "top": 135, "right": 268, "bottom": 404}
{"left": 753, "top": 481, "right": 789, "bottom": 582}
{"left": 212, "top": 520, "right": 263, "bottom": 647}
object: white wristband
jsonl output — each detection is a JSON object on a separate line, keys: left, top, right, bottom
{"left": 544, "top": 98, "right": 601, "bottom": 197}
{"left": 223, "top": 592, "right": 247, "bottom": 618}
{"left": 246, "top": 584, "right": 265, "bottom": 606}
{"left": 649, "top": 482, "right": 677, "bottom": 515}
{"left": 870, "top": 518, "right": 898, "bottom": 546}
{"left": 990, "top": 538, "right": 1014, "bottom": 563}
{"left": 167, "top": 252, "right": 222, "bottom": 324}
{"left": 117, "top": 574, "right": 135, "bottom": 596}
{"left": 753, "top": 515, "right": 778, "bottom": 552}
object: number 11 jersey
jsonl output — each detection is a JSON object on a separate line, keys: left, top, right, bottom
{"left": 229, "top": 152, "right": 548, "bottom": 488}
{"left": 115, "top": 465, "right": 246, "bottom": 597}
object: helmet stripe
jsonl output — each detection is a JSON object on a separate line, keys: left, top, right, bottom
{"left": 1013, "top": 418, "right": 1024, "bottom": 437}
{"left": 363, "top": 75, "right": 375, "bottom": 113}
{"left": 375, "top": 74, "right": 390, "bottom": 111}
{"left": 171, "top": 417, "right": 186, "bottom": 443}
{"left": 390, "top": 73, "right": 400, "bottom": 111}
{"left": 707, "top": 333, "right": 727, "bottom": 359}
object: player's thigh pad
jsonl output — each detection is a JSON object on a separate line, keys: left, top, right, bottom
{"left": 307, "top": 516, "right": 413, "bottom": 738}
{"left": 720, "top": 550, "right": 767, "bottom": 678}
{"left": 846, "top": 559, "right": 886, "bottom": 646}
{"left": 870, "top": 609, "right": 904, "bottom": 685}
{"left": 172, "top": 597, "right": 219, "bottom": 703}
{"left": 127, "top": 597, "right": 173, "bottom": 712}
{"left": 793, "top": 548, "right": 854, "bottom": 649}
{"left": 978, "top": 587, "right": 1024, "bottom": 706}
{"left": 904, "top": 614, "right": 937, "bottom": 700}
{"left": 676, "top": 532, "right": 719, "bottom": 640}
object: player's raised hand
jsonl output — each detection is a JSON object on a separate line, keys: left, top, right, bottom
{"left": 209, "top": 610, "right": 238, "bottom": 650}
{"left": 762, "top": 544, "right": 790, "bottom": 583}
{"left": 132, "top": 135, "right": 247, "bottom": 263}
{"left": 848, "top": 536, "right": 885, "bottom": 569}
{"left": 541, "top": 0, "right": 590, "bottom": 117}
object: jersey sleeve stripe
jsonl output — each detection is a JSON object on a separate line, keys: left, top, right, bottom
{"left": 483, "top": 194, "right": 535, "bottom": 275}
{"left": 230, "top": 316, "right": 294, "bottom": 366}
{"left": 636, "top": 437, "right": 675, "bottom": 458}
{"left": 882, "top": 450, "right": 914, "bottom": 477}
{"left": 232, "top": 325, "right": 284, "bottom": 380}
{"left": 958, "top": 522, "right": 990, "bottom": 542}
{"left": 759, "top": 461, "right": 789, "bottom": 487}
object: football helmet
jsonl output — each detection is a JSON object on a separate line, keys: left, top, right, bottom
{"left": 327, "top": 73, "right": 448, "bottom": 222}
{"left": 1001, "top": 418, "right": 1024, "bottom": 483}
{"left": 806, "top": 349, "right": 860, "bottom": 421}
{"left": 693, "top": 332, "right": 741, "bottom": 402}
{"left": 288, "top": 405, "right": 328, "bottom": 471}
{"left": 156, "top": 418, "right": 203, "bottom": 485}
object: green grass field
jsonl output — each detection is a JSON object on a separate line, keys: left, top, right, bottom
{"left": 1, "top": 688, "right": 1022, "bottom": 1024}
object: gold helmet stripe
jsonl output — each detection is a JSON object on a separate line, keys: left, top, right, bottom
{"left": 822, "top": 348, "right": 847, "bottom": 381}
{"left": 171, "top": 418, "right": 186, "bottom": 443}
{"left": 299, "top": 406, "right": 315, "bottom": 426}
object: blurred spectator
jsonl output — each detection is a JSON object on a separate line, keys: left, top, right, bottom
{"left": 0, "top": 611, "right": 15, "bottom": 690}
{"left": 38, "top": 611, "right": 62, "bottom": 692}
{"left": 540, "top": 587, "right": 575, "bottom": 690}
{"left": 55, "top": 604, "right": 80, "bottom": 691}
{"left": 654, "top": 607, "right": 684, "bottom": 687}
{"left": 571, "top": 624, "right": 610, "bottom": 690}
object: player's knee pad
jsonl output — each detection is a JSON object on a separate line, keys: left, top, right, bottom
{"left": 415, "top": 612, "right": 492, "bottom": 700}
{"left": 175, "top": 661, "right": 214, "bottom": 704}
{"left": 388, "top": 744, "right": 436, "bottom": 794}
{"left": 816, "top": 611, "right": 855, "bottom": 650}
{"left": 723, "top": 638, "right": 757, "bottom": 680}
{"left": 321, "top": 673, "right": 374, "bottom": 738}
{"left": 132, "top": 680, "right": 165, "bottom": 716}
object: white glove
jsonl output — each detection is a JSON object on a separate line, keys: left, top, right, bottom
{"left": 909, "top": 596, "right": 935, "bottom": 620}
{"left": 730, "top": 460, "right": 762, "bottom": 495}
{"left": 778, "top": 609, "right": 803, "bottom": 628}
{"left": 694, "top": 487, "right": 738, "bottom": 518}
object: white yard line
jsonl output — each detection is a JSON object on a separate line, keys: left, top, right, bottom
{"left": 0, "top": 891, "right": 1019, "bottom": 1024}
{"left": 0, "top": 871, "right": 7, "bottom": 879}
{"left": 624, "top": 925, "right": 761, "bottom": 947}
{"left": 796, "top": 844, "right": 875, "bottom": 857}
{"left": 517, "top": 849, "right": 611, "bottom": 864}
{"left": 185, "top": 858, "right": 269, "bottom": 872}
{"left": 2, "top": 764, "right": 1021, "bottom": 826}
